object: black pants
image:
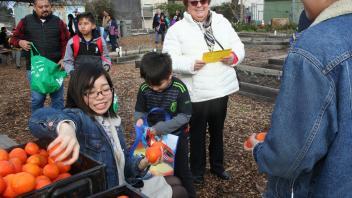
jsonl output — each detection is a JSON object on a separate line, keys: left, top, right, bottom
{"left": 174, "top": 132, "right": 196, "bottom": 198}
{"left": 190, "top": 96, "right": 229, "bottom": 177}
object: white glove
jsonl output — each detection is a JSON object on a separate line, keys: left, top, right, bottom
{"left": 48, "top": 121, "right": 80, "bottom": 165}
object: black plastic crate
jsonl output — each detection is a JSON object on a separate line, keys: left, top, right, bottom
{"left": 88, "top": 184, "right": 148, "bottom": 198}
{"left": 6, "top": 138, "right": 107, "bottom": 198}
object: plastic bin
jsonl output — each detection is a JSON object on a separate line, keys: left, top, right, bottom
{"left": 88, "top": 184, "right": 148, "bottom": 198}
{"left": 6, "top": 139, "right": 107, "bottom": 198}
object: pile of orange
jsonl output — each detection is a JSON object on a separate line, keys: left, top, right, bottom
{"left": 0, "top": 142, "right": 72, "bottom": 197}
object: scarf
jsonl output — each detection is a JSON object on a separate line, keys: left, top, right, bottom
{"left": 195, "top": 11, "right": 224, "bottom": 51}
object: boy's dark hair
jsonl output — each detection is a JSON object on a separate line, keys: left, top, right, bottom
{"left": 66, "top": 63, "right": 116, "bottom": 118}
{"left": 77, "top": 12, "right": 96, "bottom": 24}
{"left": 140, "top": 52, "right": 172, "bottom": 86}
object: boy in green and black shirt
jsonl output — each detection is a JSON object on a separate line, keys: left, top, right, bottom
{"left": 134, "top": 52, "right": 195, "bottom": 198}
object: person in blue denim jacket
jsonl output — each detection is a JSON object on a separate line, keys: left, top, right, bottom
{"left": 245, "top": 0, "right": 352, "bottom": 197}
{"left": 29, "top": 63, "right": 184, "bottom": 198}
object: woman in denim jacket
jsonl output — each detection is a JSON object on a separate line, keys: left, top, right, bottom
{"left": 29, "top": 64, "right": 186, "bottom": 197}
{"left": 246, "top": 0, "right": 352, "bottom": 197}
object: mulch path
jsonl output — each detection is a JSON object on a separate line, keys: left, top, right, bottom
{"left": 0, "top": 34, "right": 288, "bottom": 197}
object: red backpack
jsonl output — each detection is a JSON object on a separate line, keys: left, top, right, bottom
{"left": 72, "top": 35, "right": 111, "bottom": 65}
{"left": 72, "top": 35, "right": 103, "bottom": 59}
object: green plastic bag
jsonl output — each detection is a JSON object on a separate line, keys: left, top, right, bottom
{"left": 30, "top": 43, "right": 67, "bottom": 94}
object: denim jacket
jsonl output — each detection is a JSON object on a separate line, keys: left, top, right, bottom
{"left": 253, "top": 1, "right": 352, "bottom": 197}
{"left": 29, "top": 107, "right": 146, "bottom": 189}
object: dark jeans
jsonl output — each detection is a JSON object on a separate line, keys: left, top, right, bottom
{"left": 189, "top": 96, "right": 229, "bottom": 177}
{"left": 26, "top": 70, "right": 64, "bottom": 112}
{"left": 174, "top": 132, "right": 196, "bottom": 198}
{"left": 109, "top": 35, "right": 119, "bottom": 51}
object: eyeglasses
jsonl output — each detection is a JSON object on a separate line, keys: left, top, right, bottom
{"left": 85, "top": 87, "right": 113, "bottom": 99}
{"left": 189, "top": 0, "right": 208, "bottom": 7}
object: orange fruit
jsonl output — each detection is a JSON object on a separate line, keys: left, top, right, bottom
{"left": 151, "top": 141, "right": 165, "bottom": 149}
{"left": 39, "top": 149, "right": 49, "bottom": 158}
{"left": 22, "top": 163, "right": 42, "bottom": 177}
{"left": 0, "top": 149, "right": 9, "bottom": 161}
{"left": 53, "top": 173, "right": 71, "bottom": 182}
{"left": 9, "top": 158, "right": 23, "bottom": 173}
{"left": 26, "top": 154, "right": 42, "bottom": 166}
{"left": 0, "top": 160, "right": 15, "bottom": 177}
{"left": 36, "top": 175, "right": 51, "bottom": 181}
{"left": 9, "top": 148, "right": 27, "bottom": 164}
{"left": 3, "top": 174, "right": 17, "bottom": 198}
{"left": 0, "top": 176, "right": 6, "bottom": 195}
{"left": 11, "top": 172, "right": 36, "bottom": 195}
{"left": 145, "top": 146, "right": 162, "bottom": 164}
{"left": 56, "top": 162, "right": 71, "bottom": 173}
{"left": 256, "top": 132, "right": 267, "bottom": 141}
{"left": 24, "top": 142, "right": 40, "bottom": 156}
{"left": 43, "top": 164, "right": 60, "bottom": 180}
{"left": 117, "top": 195, "right": 129, "bottom": 198}
{"left": 35, "top": 176, "right": 51, "bottom": 190}
{"left": 243, "top": 139, "right": 253, "bottom": 150}
{"left": 47, "top": 143, "right": 64, "bottom": 159}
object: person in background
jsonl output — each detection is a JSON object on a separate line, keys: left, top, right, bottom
{"left": 9, "top": 28, "right": 23, "bottom": 69}
{"left": 158, "top": 13, "right": 168, "bottom": 44}
{"left": 102, "top": 10, "right": 111, "bottom": 41}
{"left": 163, "top": 0, "right": 245, "bottom": 185}
{"left": 67, "top": 14, "right": 76, "bottom": 37}
{"left": 152, "top": 9, "right": 161, "bottom": 44}
{"left": 0, "top": 27, "right": 10, "bottom": 49}
{"left": 10, "top": 0, "right": 70, "bottom": 112}
{"left": 170, "top": 10, "right": 183, "bottom": 26}
{"left": 246, "top": 0, "right": 352, "bottom": 197}
{"left": 102, "top": 10, "right": 119, "bottom": 52}
{"left": 63, "top": 12, "right": 111, "bottom": 74}
{"left": 135, "top": 52, "right": 196, "bottom": 197}
{"left": 29, "top": 63, "right": 188, "bottom": 198}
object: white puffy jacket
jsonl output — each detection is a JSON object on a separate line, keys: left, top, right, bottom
{"left": 163, "top": 11, "right": 245, "bottom": 102}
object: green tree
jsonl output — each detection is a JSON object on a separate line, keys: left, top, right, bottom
{"left": 156, "top": 2, "right": 185, "bottom": 18}
{"left": 85, "top": 0, "right": 112, "bottom": 26}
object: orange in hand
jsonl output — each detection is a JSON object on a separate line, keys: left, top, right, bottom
{"left": 145, "top": 146, "right": 162, "bottom": 164}
{"left": 256, "top": 132, "right": 267, "bottom": 141}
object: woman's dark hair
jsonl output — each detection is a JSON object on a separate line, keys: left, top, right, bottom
{"left": 68, "top": 14, "right": 74, "bottom": 20}
{"left": 66, "top": 63, "right": 116, "bottom": 118}
{"left": 140, "top": 52, "right": 172, "bottom": 86}
{"left": 182, "top": 0, "right": 211, "bottom": 8}
{"left": 77, "top": 12, "right": 96, "bottom": 24}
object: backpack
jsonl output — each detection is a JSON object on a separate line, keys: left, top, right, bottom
{"left": 72, "top": 35, "right": 103, "bottom": 59}
{"left": 72, "top": 35, "right": 111, "bottom": 67}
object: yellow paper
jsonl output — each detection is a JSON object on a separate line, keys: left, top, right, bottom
{"left": 202, "top": 49, "right": 232, "bottom": 63}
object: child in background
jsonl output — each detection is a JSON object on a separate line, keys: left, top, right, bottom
{"left": 135, "top": 52, "right": 196, "bottom": 198}
{"left": 63, "top": 12, "right": 111, "bottom": 74}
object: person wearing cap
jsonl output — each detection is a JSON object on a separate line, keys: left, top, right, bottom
{"left": 162, "top": 0, "right": 245, "bottom": 185}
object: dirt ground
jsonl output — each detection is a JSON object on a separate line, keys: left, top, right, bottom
{"left": 0, "top": 34, "right": 288, "bottom": 197}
